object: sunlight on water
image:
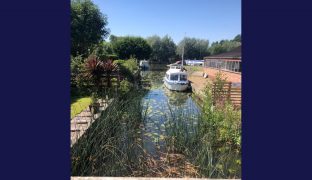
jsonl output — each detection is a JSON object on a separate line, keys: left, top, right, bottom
{"left": 141, "top": 68, "right": 201, "bottom": 156}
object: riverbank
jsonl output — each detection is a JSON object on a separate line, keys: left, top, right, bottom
{"left": 71, "top": 66, "right": 241, "bottom": 178}
{"left": 185, "top": 66, "right": 211, "bottom": 100}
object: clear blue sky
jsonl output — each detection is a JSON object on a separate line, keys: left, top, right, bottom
{"left": 93, "top": 0, "right": 241, "bottom": 44}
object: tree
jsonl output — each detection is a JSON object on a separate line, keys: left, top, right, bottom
{"left": 111, "top": 36, "right": 152, "bottom": 60}
{"left": 177, "top": 37, "right": 210, "bottom": 59}
{"left": 208, "top": 35, "right": 241, "bottom": 55}
{"left": 92, "top": 41, "right": 115, "bottom": 60}
{"left": 146, "top": 35, "right": 177, "bottom": 63}
{"left": 233, "top": 34, "right": 241, "bottom": 43}
{"left": 109, "top": 35, "right": 118, "bottom": 43}
{"left": 208, "top": 41, "right": 227, "bottom": 55}
{"left": 71, "top": 0, "right": 109, "bottom": 56}
{"left": 71, "top": 55, "right": 85, "bottom": 88}
{"left": 146, "top": 35, "right": 162, "bottom": 62}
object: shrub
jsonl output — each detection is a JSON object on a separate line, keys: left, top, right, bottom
{"left": 113, "top": 59, "right": 125, "bottom": 66}
{"left": 122, "top": 58, "right": 138, "bottom": 73}
{"left": 71, "top": 55, "right": 85, "bottom": 87}
{"left": 119, "top": 80, "right": 133, "bottom": 93}
{"left": 113, "top": 59, "right": 138, "bottom": 82}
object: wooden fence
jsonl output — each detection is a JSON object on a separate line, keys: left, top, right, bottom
{"left": 212, "top": 82, "right": 241, "bottom": 107}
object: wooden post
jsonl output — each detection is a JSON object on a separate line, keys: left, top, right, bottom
{"left": 212, "top": 82, "right": 216, "bottom": 104}
{"left": 117, "top": 72, "right": 120, "bottom": 87}
{"left": 228, "top": 82, "right": 232, "bottom": 101}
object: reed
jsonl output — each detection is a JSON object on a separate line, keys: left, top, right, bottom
{"left": 71, "top": 80, "right": 241, "bottom": 178}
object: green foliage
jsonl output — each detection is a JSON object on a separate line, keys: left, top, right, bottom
{"left": 122, "top": 58, "right": 138, "bottom": 73}
{"left": 71, "top": 0, "right": 109, "bottom": 57}
{"left": 113, "top": 59, "right": 125, "bottom": 66}
{"left": 71, "top": 97, "right": 92, "bottom": 119}
{"left": 208, "top": 34, "right": 241, "bottom": 55}
{"left": 92, "top": 41, "right": 116, "bottom": 60}
{"left": 113, "top": 59, "right": 138, "bottom": 82}
{"left": 111, "top": 36, "right": 152, "bottom": 59}
{"left": 71, "top": 90, "right": 148, "bottom": 176}
{"left": 232, "top": 34, "right": 241, "bottom": 43}
{"left": 163, "top": 72, "right": 241, "bottom": 178}
{"left": 71, "top": 55, "right": 86, "bottom": 88}
{"left": 120, "top": 80, "right": 133, "bottom": 93}
{"left": 146, "top": 35, "right": 177, "bottom": 63}
{"left": 177, "top": 37, "right": 210, "bottom": 59}
{"left": 194, "top": 72, "right": 241, "bottom": 177}
{"left": 184, "top": 66, "right": 202, "bottom": 74}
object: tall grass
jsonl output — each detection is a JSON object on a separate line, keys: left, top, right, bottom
{"left": 71, "top": 89, "right": 148, "bottom": 176}
{"left": 71, "top": 75, "right": 241, "bottom": 178}
{"left": 163, "top": 74, "right": 241, "bottom": 178}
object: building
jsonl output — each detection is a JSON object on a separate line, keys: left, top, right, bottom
{"left": 203, "top": 46, "right": 241, "bottom": 84}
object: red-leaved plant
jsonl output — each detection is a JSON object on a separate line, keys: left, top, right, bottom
{"left": 84, "top": 55, "right": 119, "bottom": 89}
{"left": 102, "top": 59, "right": 119, "bottom": 87}
{"left": 84, "top": 55, "right": 104, "bottom": 88}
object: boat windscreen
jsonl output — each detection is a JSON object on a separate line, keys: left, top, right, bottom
{"left": 170, "top": 74, "right": 179, "bottom": 81}
{"left": 180, "top": 74, "right": 187, "bottom": 81}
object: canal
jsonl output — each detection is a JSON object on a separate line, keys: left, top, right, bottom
{"left": 140, "top": 66, "right": 201, "bottom": 157}
{"left": 71, "top": 64, "right": 241, "bottom": 178}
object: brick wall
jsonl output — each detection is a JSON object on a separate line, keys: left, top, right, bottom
{"left": 203, "top": 67, "right": 241, "bottom": 83}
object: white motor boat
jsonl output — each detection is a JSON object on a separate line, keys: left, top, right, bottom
{"left": 164, "top": 64, "right": 189, "bottom": 91}
{"left": 164, "top": 43, "right": 190, "bottom": 91}
{"left": 139, "top": 60, "right": 149, "bottom": 70}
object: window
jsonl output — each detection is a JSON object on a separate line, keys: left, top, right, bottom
{"left": 180, "top": 74, "right": 187, "bottom": 81}
{"left": 234, "top": 61, "right": 240, "bottom": 72}
{"left": 206, "top": 59, "right": 241, "bottom": 73}
{"left": 170, "top": 74, "right": 179, "bottom": 81}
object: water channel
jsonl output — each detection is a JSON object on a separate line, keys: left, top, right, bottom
{"left": 72, "top": 64, "right": 240, "bottom": 178}
{"left": 140, "top": 65, "right": 201, "bottom": 157}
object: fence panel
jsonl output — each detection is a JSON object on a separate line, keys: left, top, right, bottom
{"left": 212, "top": 82, "right": 241, "bottom": 107}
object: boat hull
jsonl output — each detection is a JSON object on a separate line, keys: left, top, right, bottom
{"left": 164, "top": 79, "right": 189, "bottom": 91}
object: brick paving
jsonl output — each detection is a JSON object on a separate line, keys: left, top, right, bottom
{"left": 70, "top": 99, "right": 112, "bottom": 146}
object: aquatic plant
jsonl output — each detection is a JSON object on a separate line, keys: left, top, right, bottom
{"left": 71, "top": 69, "right": 241, "bottom": 178}
{"left": 71, "top": 89, "right": 148, "bottom": 176}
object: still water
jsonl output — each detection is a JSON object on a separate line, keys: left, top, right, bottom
{"left": 140, "top": 66, "right": 201, "bottom": 156}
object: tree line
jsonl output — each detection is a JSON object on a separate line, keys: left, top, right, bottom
{"left": 71, "top": 0, "right": 241, "bottom": 63}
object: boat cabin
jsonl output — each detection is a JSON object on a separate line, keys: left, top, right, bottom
{"left": 165, "top": 72, "right": 188, "bottom": 82}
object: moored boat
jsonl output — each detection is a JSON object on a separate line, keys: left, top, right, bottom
{"left": 163, "top": 64, "right": 189, "bottom": 91}
{"left": 139, "top": 60, "right": 149, "bottom": 70}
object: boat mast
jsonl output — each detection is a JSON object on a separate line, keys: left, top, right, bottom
{"left": 182, "top": 42, "right": 184, "bottom": 67}
{"left": 182, "top": 32, "right": 186, "bottom": 68}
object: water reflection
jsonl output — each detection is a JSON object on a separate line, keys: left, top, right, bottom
{"left": 141, "top": 68, "right": 201, "bottom": 157}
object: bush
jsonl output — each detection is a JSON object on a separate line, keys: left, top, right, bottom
{"left": 113, "top": 59, "right": 138, "bottom": 82}
{"left": 71, "top": 55, "right": 85, "bottom": 87}
{"left": 196, "top": 73, "right": 241, "bottom": 177}
{"left": 113, "top": 59, "right": 125, "bottom": 66}
{"left": 164, "top": 72, "right": 241, "bottom": 178}
{"left": 120, "top": 80, "right": 133, "bottom": 93}
{"left": 122, "top": 58, "right": 138, "bottom": 73}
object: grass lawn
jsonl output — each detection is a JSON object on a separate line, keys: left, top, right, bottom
{"left": 185, "top": 65, "right": 203, "bottom": 72}
{"left": 71, "top": 97, "right": 92, "bottom": 119}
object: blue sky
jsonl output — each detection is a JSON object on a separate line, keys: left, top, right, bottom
{"left": 93, "top": 0, "right": 241, "bottom": 44}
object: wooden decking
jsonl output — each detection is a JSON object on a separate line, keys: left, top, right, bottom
{"left": 188, "top": 70, "right": 241, "bottom": 107}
